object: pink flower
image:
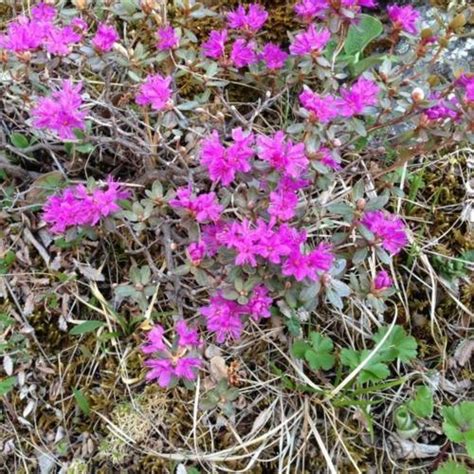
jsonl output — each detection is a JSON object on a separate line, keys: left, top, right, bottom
{"left": 201, "top": 294, "right": 244, "bottom": 343}
{"left": 187, "top": 241, "right": 207, "bottom": 265}
{"left": 31, "top": 79, "right": 86, "bottom": 140}
{"left": 175, "top": 320, "right": 201, "bottom": 348}
{"left": 169, "top": 188, "right": 223, "bottom": 223}
{"left": 43, "top": 177, "right": 129, "bottom": 233}
{"left": 282, "top": 242, "right": 333, "bottom": 281}
{"left": 424, "top": 94, "right": 460, "bottom": 121}
{"left": 289, "top": 25, "right": 330, "bottom": 56}
{"left": 43, "top": 25, "right": 82, "bottom": 56}
{"left": 201, "top": 221, "right": 229, "bottom": 256}
{"left": 388, "top": 5, "right": 420, "bottom": 35}
{"left": 316, "top": 147, "right": 341, "bottom": 170}
{"left": 136, "top": 74, "right": 173, "bottom": 111}
{"left": 294, "top": 0, "right": 328, "bottom": 22}
{"left": 142, "top": 325, "right": 166, "bottom": 353}
{"left": 299, "top": 88, "right": 339, "bottom": 123}
{"left": 373, "top": 270, "right": 393, "bottom": 290}
{"left": 339, "top": 77, "right": 380, "bottom": 117}
{"left": 92, "top": 23, "right": 119, "bottom": 52}
{"left": 156, "top": 25, "right": 179, "bottom": 51}
{"left": 70, "top": 18, "right": 88, "bottom": 33}
{"left": 225, "top": 219, "right": 262, "bottom": 267}
{"left": 261, "top": 43, "right": 288, "bottom": 70}
{"left": 230, "top": 38, "right": 257, "bottom": 68}
{"left": 145, "top": 359, "right": 174, "bottom": 386}
{"left": 308, "top": 242, "right": 334, "bottom": 273}
{"left": 361, "top": 210, "right": 408, "bottom": 255}
{"left": 227, "top": 4, "right": 268, "bottom": 33}
{"left": 174, "top": 357, "right": 202, "bottom": 380}
{"left": 246, "top": 285, "right": 273, "bottom": 321}
{"left": 202, "top": 29, "right": 227, "bottom": 59}
{"left": 268, "top": 177, "right": 308, "bottom": 222}
{"left": 457, "top": 74, "right": 474, "bottom": 103}
{"left": 0, "top": 16, "right": 48, "bottom": 52}
{"left": 31, "top": 2, "right": 56, "bottom": 22}
{"left": 200, "top": 128, "right": 254, "bottom": 185}
{"left": 257, "top": 131, "right": 308, "bottom": 179}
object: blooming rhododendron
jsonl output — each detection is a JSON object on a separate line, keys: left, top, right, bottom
{"left": 92, "top": 23, "right": 119, "bottom": 52}
{"left": 143, "top": 322, "right": 202, "bottom": 387}
{"left": 339, "top": 77, "right": 380, "bottom": 117}
{"left": 316, "top": 147, "right": 341, "bottom": 170}
{"left": 230, "top": 38, "right": 257, "bottom": 68}
{"left": 373, "top": 271, "right": 393, "bottom": 291}
{"left": 43, "top": 178, "right": 129, "bottom": 233}
{"left": 0, "top": 16, "right": 48, "bottom": 52}
{"left": 43, "top": 25, "right": 82, "bottom": 56}
{"left": 200, "top": 128, "right": 254, "bottom": 185}
{"left": 388, "top": 5, "right": 420, "bottom": 35}
{"left": 294, "top": 0, "right": 328, "bottom": 23}
{"left": 261, "top": 43, "right": 288, "bottom": 70}
{"left": 31, "top": 2, "right": 57, "bottom": 22}
{"left": 289, "top": 25, "right": 330, "bottom": 56}
{"left": 187, "top": 242, "right": 207, "bottom": 265}
{"left": 299, "top": 88, "right": 339, "bottom": 123}
{"left": 136, "top": 74, "right": 173, "bottom": 111}
{"left": 31, "top": 80, "right": 87, "bottom": 140}
{"left": 202, "top": 29, "right": 227, "bottom": 59}
{"left": 424, "top": 94, "right": 460, "bottom": 121}
{"left": 246, "top": 285, "right": 273, "bottom": 321}
{"left": 201, "top": 294, "right": 245, "bottom": 343}
{"left": 156, "top": 25, "right": 179, "bottom": 51}
{"left": 227, "top": 4, "right": 268, "bottom": 33}
{"left": 361, "top": 211, "right": 408, "bottom": 255}
{"left": 169, "top": 188, "right": 223, "bottom": 222}
{"left": 257, "top": 131, "right": 308, "bottom": 179}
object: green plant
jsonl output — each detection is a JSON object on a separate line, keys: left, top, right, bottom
{"left": 434, "top": 460, "right": 468, "bottom": 474}
{"left": 292, "top": 331, "right": 335, "bottom": 371}
{"left": 442, "top": 401, "right": 474, "bottom": 459}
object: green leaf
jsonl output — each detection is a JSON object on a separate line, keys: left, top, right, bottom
{"left": 442, "top": 402, "right": 474, "bottom": 457}
{"left": 292, "top": 340, "right": 310, "bottom": 359}
{"left": 0, "top": 376, "right": 16, "bottom": 396}
{"left": 69, "top": 320, "right": 105, "bottom": 336}
{"left": 434, "top": 460, "right": 468, "bottom": 474}
{"left": 73, "top": 388, "right": 90, "bottom": 416}
{"left": 10, "top": 132, "right": 30, "bottom": 149}
{"left": 372, "top": 325, "right": 418, "bottom": 363}
{"left": 300, "top": 332, "right": 335, "bottom": 371}
{"left": 341, "top": 349, "right": 390, "bottom": 384}
{"left": 407, "top": 385, "right": 434, "bottom": 418}
{"left": 344, "top": 15, "right": 384, "bottom": 56}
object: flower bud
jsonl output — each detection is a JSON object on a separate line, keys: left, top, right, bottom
{"left": 333, "top": 138, "right": 342, "bottom": 147}
{"left": 73, "top": 0, "right": 88, "bottom": 10}
{"left": 141, "top": 0, "right": 159, "bottom": 14}
{"left": 421, "top": 27, "right": 433, "bottom": 39}
{"left": 411, "top": 87, "right": 425, "bottom": 103}
{"left": 356, "top": 198, "right": 366, "bottom": 211}
{"left": 449, "top": 13, "right": 466, "bottom": 30}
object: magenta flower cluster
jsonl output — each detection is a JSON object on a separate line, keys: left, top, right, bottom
{"left": 143, "top": 321, "right": 202, "bottom": 388}
{"left": 43, "top": 177, "right": 129, "bottom": 234}
{"left": 201, "top": 285, "right": 273, "bottom": 343}
{"left": 92, "top": 23, "right": 119, "bottom": 53}
{"left": 300, "top": 76, "right": 380, "bottom": 121}
{"left": 0, "top": 2, "right": 84, "bottom": 56}
{"left": 31, "top": 80, "right": 87, "bottom": 140}
{"left": 387, "top": 5, "right": 420, "bottom": 35}
{"left": 361, "top": 211, "right": 408, "bottom": 255}
{"left": 135, "top": 73, "right": 173, "bottom": 111}
{"left": 294, "top": 0, "right": 377, "bottom": 23}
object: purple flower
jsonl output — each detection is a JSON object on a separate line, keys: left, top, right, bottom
{"left": 227, "top": 3, "right": 268, "bottom": 33}
{"left": 43, "top": 177, "right": 129, "bottom": 233}
{"left": 294, "top": 0, "right": 328, "bottom": 22}
{"left": 31, "top": 2, "right": 57, "bottom": 22}
{"left": 31, "top": 79, "right": 86, "bottom": 140}
{"left": 200, "top": 128, "right": 254, "bottom": 185}
{"left": 70, "top": 17, "right": 88, "bottom": 33}
{"left": 457, "top": 73, "right": 474, "bottom": 103}
{"left": 145, "top": 359, "right": 175, "bottom": 386}
{"left": 246, "top": 285, "right": 273, "bottom": 321}
{"left": 388, "top": 5, "right": 420, "bottom": 35}
{"left": 373, "top": 270, "right": 393, "bottom": 290}
{"left": 361, "top": 210, "right": 408, "bottom": 255}
{"left": 424, "top": 93, "right": 460, "bottom": 121}
{"left": 257, "top": 131, "right": 308, "bottom": 179}
{"left": 339, "top": 77, "right": 380, "bottom": 117}
{"left": 156, "top": 25, "right": 179, "bottom": 51}
{"left": 169, "top": 188, "right": 223, "bottom": 223}
{"left": 92, "top": 23, "right": 119, "bottom": 52}
{"left": 282, "top": 242, "right": 333, "bottom": 281}
{"left": 175, "top": 320, "right": 201, "bottom": 348}
{"left": 261, "top": 43, "right": 288, "bottom": 70}
{"left": 43, "top": 25, "right": 82, "bottom": 56}
{"left": 174, "top": 357, "right": 202, "bottom": 381}
{"left": 0, "top": 16, "right": 48, "bottom": 52}
{"left": 201, "top": 294, "right": 244, "bottom": 343}
{"left": 230, "top": 38, "right": 257, "bottom": 68}
{"left": 142, "top": 325, "right": 166, "bottom": 354}
{"left": 299, "top": 88, "right": 339, "bottom": 123}
{"left": 316, "top": 147, "right": 341, "bottom": 170}
{"left": 289, "top": 25, "right": 330, "bottom": 56}
{"left": 187, "top": 241, "right": 207, "bottom": 265}
{"left": 202, "top": 29, "right": 227, "bottom": 59}
{"left": 268, "top": 177, "right": 308, "bottom": 222}
{"left": 136, "top": 74, "right": 173, "bottom": 111}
